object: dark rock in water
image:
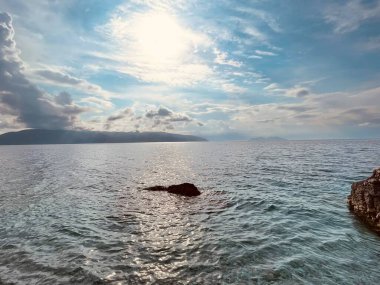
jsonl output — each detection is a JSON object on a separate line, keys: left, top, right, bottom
{"left": 143, "top": 185, "right": 167, "bottom": 191}
{"left": 167, "top": 183, "right": 201, "bottom": 196}
{"left": 143, "top": 183, "right": 201, "bottom": 197}
{"left": 348, "top": 168, "right": 380, "bottom": 233}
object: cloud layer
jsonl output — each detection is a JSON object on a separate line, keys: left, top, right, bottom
{"left": 0, "top": 0, "right": 380, "bottom": 139}
{"left": 0, "top": 12, "right": 84, "bottom": 130}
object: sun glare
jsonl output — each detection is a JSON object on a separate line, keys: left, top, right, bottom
{"left": 132, "top": 12, "right": 194, "bottom": 64}
{"left": 108, "top": 10, "right": 210, "bottom": 85}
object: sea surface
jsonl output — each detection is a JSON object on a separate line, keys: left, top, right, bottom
{"left": 1, "top": 140, "right": 380, "bottom": 285}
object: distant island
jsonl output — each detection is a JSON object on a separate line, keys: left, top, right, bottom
{"left": 0, "top": 129, "right": 207, "bottom": 145}
{"left": 249, "top": 136, "right": 287, "bottom": 141}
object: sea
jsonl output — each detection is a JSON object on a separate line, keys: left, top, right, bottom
{"left": 0, "top": 140, "right": 380, "bottom": 285}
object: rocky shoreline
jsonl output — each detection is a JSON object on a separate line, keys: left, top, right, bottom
{"left": 348, "top": 168, "right": 380, "bottom": 233}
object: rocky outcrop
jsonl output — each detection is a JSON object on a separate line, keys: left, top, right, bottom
{"left": 348, "top": 168, "right": 380, "bottom": 233}
{"left": 144, "top": 183, "right": 201, "bottom": 197}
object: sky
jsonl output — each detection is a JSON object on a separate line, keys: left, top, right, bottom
{"left": 0, "top": 0, "right": 380, "bottom": 140}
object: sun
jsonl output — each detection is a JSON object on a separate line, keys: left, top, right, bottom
{"left": 107, "top": 10, "right": 210, "bottom": 85}
{"left": 132, "top": 12, "right": 193, "bottom": 64}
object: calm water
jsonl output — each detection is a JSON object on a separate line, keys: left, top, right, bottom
{"left": 1, "top": 140, "right": 380, "bottom": 285}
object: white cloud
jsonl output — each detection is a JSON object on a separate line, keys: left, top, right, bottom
{"left": 248, "top": 55, "right": 262, "bottom": 59}
{"left": 324, "top": 0, "right": 380, "bottom": 34}
{"left": 80, "top": 97, "right": 114, "bottom": 110}
{"left": 255, "top": 50, "right": 277, "bottom": 56}
{"left": 221, "top": 83, "right": 247, "bottom": 94}
{"left": 243, "top": 26, "right": 267, "bottom": 42}
{"left": 264, "top": 83, "right": 281, "bottom": 92}
{"left": 213, "top": 48, "right": 242, "bottom": 67}
{"left": 235, "top": 6, "right": 282, "bottom": 33}
{"left": 264, "top": 83, "right": 311, "bottom": 98}
{"left": 234, "top": 86, "right": 380, "bottom": 138}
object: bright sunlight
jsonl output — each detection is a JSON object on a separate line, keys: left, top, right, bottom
{"left": 134, "top": 12, "right": 188, "bottom": 63}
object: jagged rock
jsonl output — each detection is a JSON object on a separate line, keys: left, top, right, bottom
{"left": 348, "top": 168, "right": 380, "bottom": 233}
{"left": 143, "top": 183, "right": 201, "bottom": 197}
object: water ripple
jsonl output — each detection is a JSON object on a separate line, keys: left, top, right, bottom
{"left": 0, "top": 141, "right": 379, "bottom": 284}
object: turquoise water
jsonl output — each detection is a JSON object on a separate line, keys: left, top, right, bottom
{"left": 0, "top": 140, "right": 380, "bottom": 284}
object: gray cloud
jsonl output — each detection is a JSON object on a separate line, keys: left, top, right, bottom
{"left": 0, "top": 12, "right": 85, "bottom": 130}
{"left": 293, "top": 114, "right": 317, "bottom": 120}
{"left": 104, "top": 108, "right": 133, "bottom": 130}
{"left": 147, "top": 108, "right": 192, "bottom": 130}
{"left": 285, "top": 87, "right": 310, "bottom": 98}
{"left": 277, "top": 105, "right": 313, "bottom": 112}
{"left": 35, "top": 69, "right": 83, "bottom": 85}
{"left": 34, "top": 68, "right": 111, "bottom": 99}
{"left": 330, "top": 107, "right": 380, "bottom": 126}
{"left": 145, "top": 106, "right": 192, "bottom": 124}
{"left": 168, "top": 114, "right": 191, "bottom": 122}
{"left": 296, "top": 89, "right": 309, "bottom": 97}
{"left": 145, "top": 107, "right": 172, "bottom": 118}
{"left": 55, "top": 91, "right": 73, "bottom": 105}
{"left": 104, "top": 106, "right": 194, "bottom": 132}
{"left": 107, "top": 114, "right": 125, "bottom": 122}
{"left": 107, "top": 108, "right": 133, "bottom": 122}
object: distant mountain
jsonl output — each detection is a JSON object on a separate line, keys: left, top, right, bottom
{"left": 0, "top": 129, "right": 207, "bottom": 145}
{"left": 249, "top": 136, "right": 287, "bottom": 141}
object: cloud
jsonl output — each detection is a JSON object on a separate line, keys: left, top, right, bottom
{"left": 264, "top": 83, "right": 281, "bottom": 92}
{"left": 32, "top": 67, "right": 115, "bottom": 100}
{"left": 80, "top": 97, "right": 113, "bottom": 110}
{"left": 190, "top": 84, "right": 380, "bottom": 139}
{"left": 55, "top": 91, "right": 73, "bottom": 105}
{"left": 324, "top": 106, "right": 380, "bottom": 127}
{"left": 146, "top": 114, "right": 191, "bottom": 130}
{"left": 240, "top": 86, "right": 380, "bottom": 137}
{"left": 104, "top": 108, "right": 134, "bottom": 130}
{"left": 324, "top": 0, "right": 380, "bottom": 34}
{"left": 0, "top": 12, "right": 85, "bottom": 130}
{"left": 243, "top": 26, "right": 267, "bottom": 42}
{"left": 359, "top": 36, "right": 380, "bottom": 51}
{"left": 221, "top": 83, "right": 247, "bottom": 94}
{"left": 255, "top": 50, "right": 277, "bottom": 56}
{"left": 276, "top": 105, "right": 313, "bottom": 112}
{"left": 235, "top": 6, "right": 281, "bottom": 33}
{"left": 94, "top": 2, "right": 269, "bottom": 95}
{"left": 145, "top": 106, "right": 191, "bottom": 122}
{"left": 103, "top": 105, "right": 194, "bottom": 131}
{"left": 248, "top": 55, "right": 262, "bottom": 59}
{"left": 168, "top": 114, "right": 191, "bottom": 122}
{"left": 264, "top": 83, "right": 311, "bottom": 98}
{"left": 285, "top": 87, "right": 310, "bottom": 98}
{"left": 146, "top": 107, "right": 172, "bottom": 118}
{"left": 213, "top": 48, "right": 242, "bottom": 67}
{"left": 107, "top": 108, "right": 133, "bottom": 122}
{"left": 35, "top": 69, "right": 83, "bottom": 85}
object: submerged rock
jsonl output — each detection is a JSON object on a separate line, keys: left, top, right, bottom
{"left": 143, "top": 183, "right": 201, "bottom": 197}
{"left": 348, "top": 168, "right": 380, "bottom": 233}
